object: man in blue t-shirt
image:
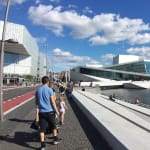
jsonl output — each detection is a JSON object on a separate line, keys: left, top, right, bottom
{"left": 35, "top": 76, "right": 62, "bottom": 150}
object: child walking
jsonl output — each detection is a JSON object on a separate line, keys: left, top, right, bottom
{"left": 59, "top": 95, "right": 67, "bottom": 125}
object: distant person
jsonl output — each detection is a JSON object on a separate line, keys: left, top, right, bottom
{"left": 134, "top": 97, "right": 140, "bottom": 104}
{"left": 35, "top": 76, "right": 62, "bottom": 150}
{"left": 112, "top": 93, "right": 116, "bottom": 98}
{"left": 78, "top": 80, "right": 81, "bottom": 87}
{"left": 59, "top": 84, "right": 65, "bottom": 95}
{"left": 59, "top": 95, "right": 68, "bottom": 125}
{"left": 48, "top": 81, "right": 61, "bottom": 130}
{"left": 79, "top": 80, "right": 83, "bottom": 87}
{"left": 66, "top": 81, "right": 74, "bottom": 98}
{"left": 81, "top": 87, "right": 85, "bottom": 91}
{"left": 109, "top": 95, "right": 115, "bottom": 101}
{"left": 49, "top": 81, "right": 56, "bottom": 101}
{"left": 90, "top": 82, "right": 92, "bottom": 87}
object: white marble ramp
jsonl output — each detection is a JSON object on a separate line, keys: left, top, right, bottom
{"left": 72, "top": 89, "right": 150, "bottom": 150}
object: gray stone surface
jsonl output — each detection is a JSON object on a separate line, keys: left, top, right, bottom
{"left": 0, "top": 93, "right": 111, "bottom": 150}
{"left": 73, "top": 89, "right": 150, "bottom": 150}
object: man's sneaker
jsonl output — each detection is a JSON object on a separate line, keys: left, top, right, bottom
{"left": 53, "top": 138, "right": 62, "bottom": 145}
{"left": 40, "top": 142, "right": 46, "bottom": 150}
{"left": 56, "top": 124, "right": 61, "bottom": 129}
{"left": 40, "top": 147, "right": 45, "bottom": 150}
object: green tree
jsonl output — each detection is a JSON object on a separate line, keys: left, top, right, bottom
{"left": 24, "top": 74, "right": 34, "bottom": 82}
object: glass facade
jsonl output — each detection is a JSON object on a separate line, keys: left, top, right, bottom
{"left": 144, "top": 61, "right": 150, "bottom": 74}
{"left": 72, "top": 66, "right": 150, "bottom": 81}
{"left": 106, "top": 61, "right": 146, "bottom": 73}
{"left": 4, "top": 53, "right": 20, "bottom": 65}
{"left": 4, "top": 52, "right": 27, "bottom": 66}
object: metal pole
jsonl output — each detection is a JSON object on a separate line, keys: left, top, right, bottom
{"left": 0, "top": 0, "right": 11, "bottom": 121}
{"left": 44, "top": 44, "right": 48, "bottom": 76}
{"left": 14, "top": 63, "right": 15, "bottom": 85}
{"left": 65, "top": 71, "right": 67, "bottom": 84}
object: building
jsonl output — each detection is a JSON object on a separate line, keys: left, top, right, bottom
{"left": 113, "top": 54, "right": 142, "bottom": 65}
{"left": 106, "top": 60, "right": 150, "bottom": 74}
{"left": 0, "top": 21, "right": 47, "bottom": 84}
{"left": 70, "top": 56, "right": 150, "bottom": 82}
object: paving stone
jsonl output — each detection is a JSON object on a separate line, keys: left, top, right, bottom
{"left": 0, "top": 93, "right": 112, "bottom": 150}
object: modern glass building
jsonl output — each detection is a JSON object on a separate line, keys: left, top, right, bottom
{"left": 106, "top": 60, "right": 150, "bottom": 74}
{"left": 112, "top": 55, "right": 141, "bottom": 65}
{"left": 0, "top": 21, "right": 47, "bottom": 84}
{"left": 70, "top": 60, "right": 150, "bottom": 82}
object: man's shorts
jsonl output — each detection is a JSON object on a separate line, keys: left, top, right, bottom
{"left": 39, "top": 111, "right": 56, "bottom": 132}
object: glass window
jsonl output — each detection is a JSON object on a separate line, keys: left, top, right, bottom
{"left": 78, "top": 66, "right": 150, "bottom": 81}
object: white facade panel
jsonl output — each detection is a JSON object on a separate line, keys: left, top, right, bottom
{"left": 113, "top": 55, "right": 140, "bottom": 65}
{"left": 0, "top": 21, "right": 24, "bottom": 43}
{"left": 0, "top": 21, "right": 47, "bottom": 79}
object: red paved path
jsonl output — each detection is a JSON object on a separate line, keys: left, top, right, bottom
{"left": 3, "top": 91, "right": 35, "bottom": 113}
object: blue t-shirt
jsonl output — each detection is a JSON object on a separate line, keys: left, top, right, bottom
{"left": 36, "top": 84, "right": 54, "bottom": 112}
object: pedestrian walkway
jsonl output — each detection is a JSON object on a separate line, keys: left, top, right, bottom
{"left": 0, "top": 94, "right": 111, "bottom": 150}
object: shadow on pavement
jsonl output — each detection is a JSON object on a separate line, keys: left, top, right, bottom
{"left": 0, "top": 131, "right": 39, "bottom": 150}
{"left": 9, "top": 118, "right": 33, "bottom": 124}
{"left": 0, "top": 118, "right": 40, "bottom": 149}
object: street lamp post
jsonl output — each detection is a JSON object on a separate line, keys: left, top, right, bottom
{"left": 0, "top": 0, "right": 11, "bottom": 121}
{"left": 43, "top": 44, "right": 48, "bottom": 76}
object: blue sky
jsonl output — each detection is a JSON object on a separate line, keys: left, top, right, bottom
{"left": 1, "top": 0, "right": 150, "bottom": 72}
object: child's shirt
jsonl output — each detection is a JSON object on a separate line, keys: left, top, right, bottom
{"left": 59, "top": 101, "right": 66, "bottom": 113}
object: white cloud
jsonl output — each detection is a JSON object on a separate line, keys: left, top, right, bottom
{"left": 68, "top": 4, "right": 77, "bottom": 9}
{"left": 49, "top": 0, "right": 60, "bottom": 3}
{"left": 100, "top": 53, "right": 115, "bottom": 66}
{"left": 89, "top": 36, "right": 109, "bottom": 45}
{"left": 89, "top": 15, "right": 150, "bottom": 45}
{"left": 1, "top": 0, "right": 27, "bottom": 5}
{"left": 47, "top": 48, "right": 102, "bottom": 70}
{"left": 35, "top": 0, "right": 41, "bottom": 4}
{"left": 35, "top": 37, "right": 47, "bottom": 43}
{"left": 52, "top": 48, "right": 71, "bottom": 57}
{"left": 101, "top": 53, "right": 115, "bottom": 60}
{"left": 13, "top": 0, "right": 26, "bottom": 4}
{"left": 28, "top": 4, "right": 150, "bottom": 45}
{"left": 127, "top": 46, "right": 150, "bottom": 58}
{"left": 82, "top": 6, "right": 93, "bottom": 14}
{"left": 129, "top": 33, "right": 150, "bottom": 45}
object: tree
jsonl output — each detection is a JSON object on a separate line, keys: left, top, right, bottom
{"left": 24, "top": 74, "right": 34, "bottom": 82}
